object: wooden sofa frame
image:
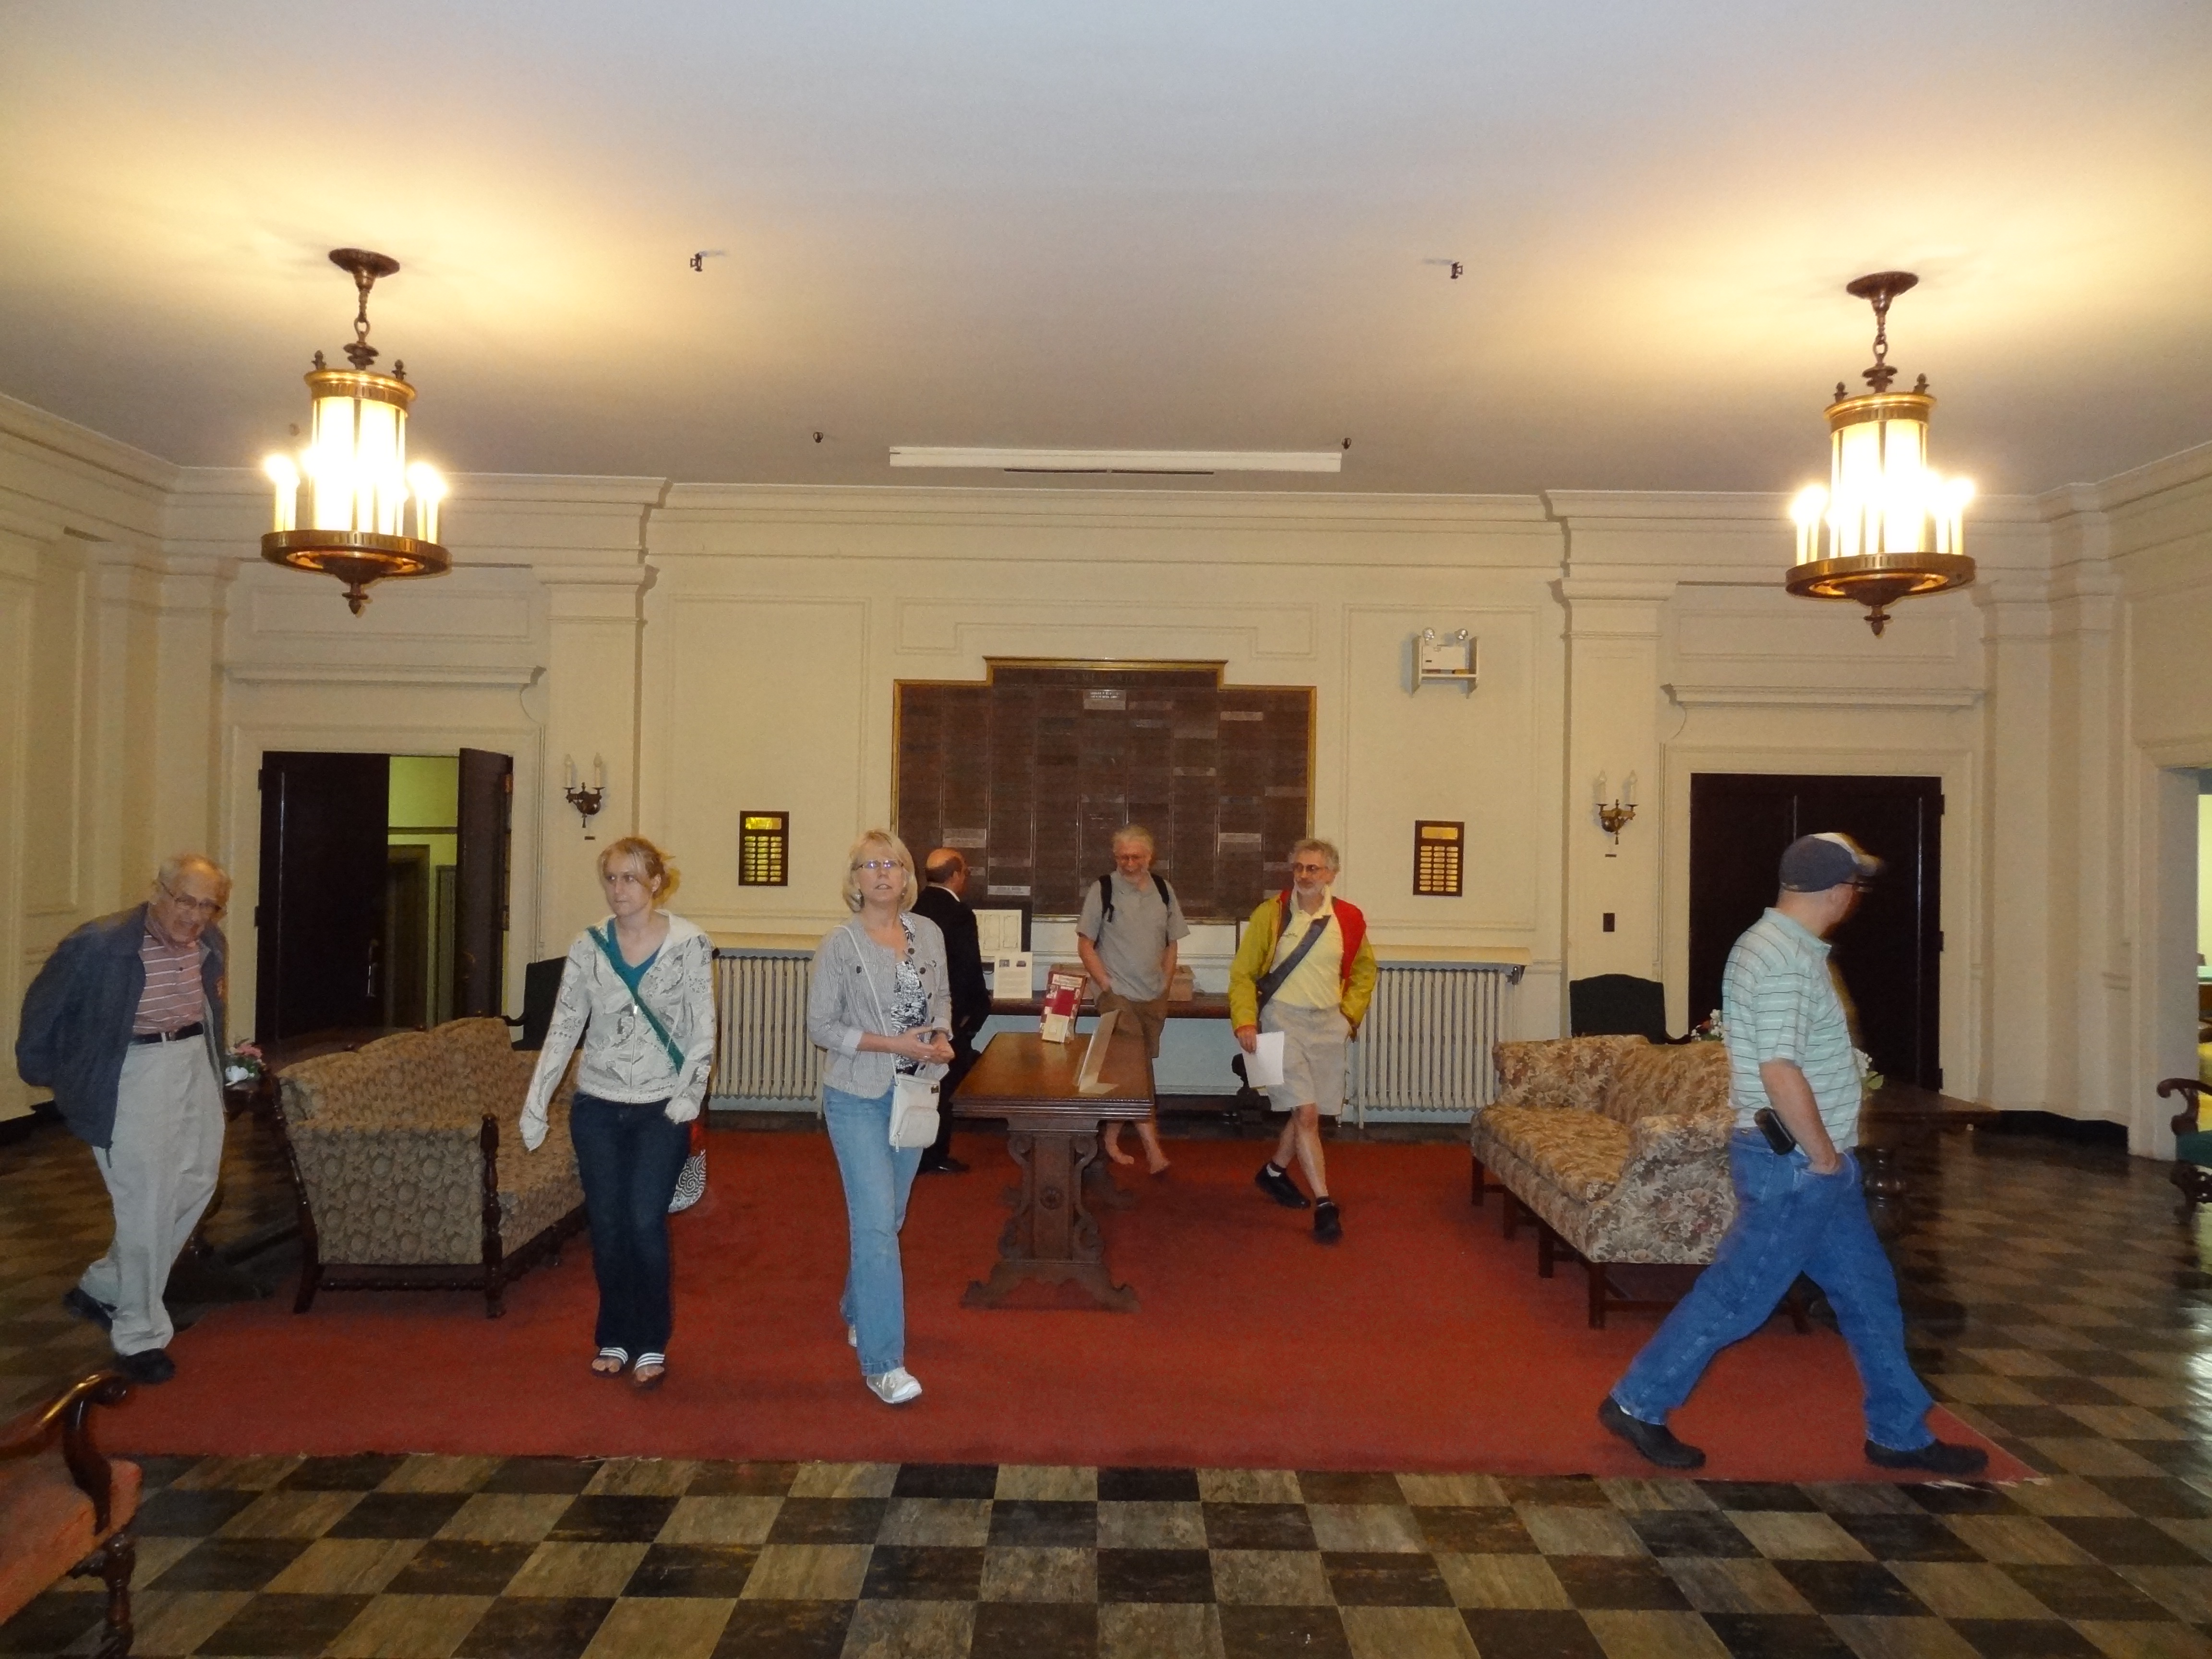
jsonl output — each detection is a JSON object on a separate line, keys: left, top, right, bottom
{"left": 276, "top": 1108, "right": 586, "bottom": 1319}
{"left": 0, "top": 1371, "right": 136, "bottom": 1659}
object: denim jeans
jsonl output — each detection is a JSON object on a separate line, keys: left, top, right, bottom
{"left": 568, "top": 1092, "right": 690, "bottom": 1357}
{"left": 823, "top": 1082, "right": 924, "bottom": 1376}
{"left": 1611, "top": 1131, "right": 1936, "bottom": 1451}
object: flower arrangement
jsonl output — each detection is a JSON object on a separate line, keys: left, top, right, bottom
{"left": 223, "top": 1041, "right": 265, "bottom": 1086}
{"left": 1691, "top": 1010, "right": 1725, "bottom": 1043}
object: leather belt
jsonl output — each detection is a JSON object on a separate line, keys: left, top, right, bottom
{"left": 131, "top": 1021, "right": 204, "bottom": 1046}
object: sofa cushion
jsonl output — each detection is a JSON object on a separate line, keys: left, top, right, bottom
{"left": 1480, "top": 1104, "right": 1633, "bottom": 1203}
{"left": 437, "top": 1018, "right": 529, "bottom": 1113}
{"left": 1598, "top": 1042, "right": 1730, "bottom": 1128}
{"left": 0, "top": 1453, "right": 139, "bottom": 1626}
{"left": 1491, "top": 1035, "right": 1643, "bottom": 1111}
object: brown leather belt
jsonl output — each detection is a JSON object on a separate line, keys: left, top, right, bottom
{"left": 130, "top": 1021, "right": 204, "bottom": 1046}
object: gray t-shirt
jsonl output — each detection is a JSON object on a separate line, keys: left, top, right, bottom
{"left": 1075, "top": 871, "right": 1190, "bottom": 1002}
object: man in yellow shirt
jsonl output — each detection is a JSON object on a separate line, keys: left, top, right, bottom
{"left": 1228, "top": 839, "right": 1378, "bottom": 1244}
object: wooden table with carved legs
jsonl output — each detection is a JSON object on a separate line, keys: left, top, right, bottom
{"left": 951, "top": 1031, "right": 1155, "bottom": 1312}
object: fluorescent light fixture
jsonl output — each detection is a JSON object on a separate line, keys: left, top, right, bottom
{"left": 889, "top": 446, "right": 1342, "bottom": 475}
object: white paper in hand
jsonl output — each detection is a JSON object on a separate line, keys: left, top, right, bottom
{"left": 1247, "top": 1030, "right": 1287, "bottom": 1088}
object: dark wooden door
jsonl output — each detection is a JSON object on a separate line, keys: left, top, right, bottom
{"left": 1689, "top": 774, "right": 1943, "bottom": 1088}
{"left": 455, "top": 748, "right": 513, "bottom": 1019}
{"left": 256, "top": 751, "right": 390, "bottom": 1041}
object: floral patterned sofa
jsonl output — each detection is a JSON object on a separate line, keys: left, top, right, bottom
{"left": 1471, "top": 1034, "right": 1739, "bottom": 1327}
{"left": 275, "top": 1017, "right": 585, "bottom": 1317}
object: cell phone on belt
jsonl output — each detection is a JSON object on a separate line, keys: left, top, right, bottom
{"left": 1754, "top": 1107, "right": 1798, "bottom": 1156}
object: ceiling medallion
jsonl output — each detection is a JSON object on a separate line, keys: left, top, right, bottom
{"left": 260, "top": 249, "right": 449, "bottom": 615}
{"left": 1786, "top": 272, "right": 1974, "bottom": 636}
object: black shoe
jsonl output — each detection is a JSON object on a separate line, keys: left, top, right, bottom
{"left": 917, "top": 1156, "right": 969, "bottom": 1175}
{"left": 1865, "top": 1438, "right": 1988, "bottom": 1477}
{"left": 1255, "top": 1164, "right": 1310, "bottom": 1209}
{"left": 1313, "top": 1199, "right": 1343, "bottom": 1244}
{"left": 1599, "top": 1396, "right": 1706, "bottom": 1469}
{"left": 114, "top": 1347, "right": 176, "bottom": 1385}
{"left": 62, "top": 1288, "right": 114, "bottom": 1332}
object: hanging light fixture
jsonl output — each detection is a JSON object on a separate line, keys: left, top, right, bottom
{"left": 1785, "top": 272, "right": 1974, "bottom": 635}
{"left": 260, "top": 249, "right": 449, "bottom": 614}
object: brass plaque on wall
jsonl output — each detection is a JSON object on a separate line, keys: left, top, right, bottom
{"left": 895, "top": 662, "right": 1313, "bottom": 920}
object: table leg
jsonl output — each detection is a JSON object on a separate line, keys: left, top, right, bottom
{"left": 965, "top": 1126, "right": 1138, "bottom": 1311}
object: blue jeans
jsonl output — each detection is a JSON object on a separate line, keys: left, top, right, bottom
{"left": 568, "top": 1092, "right": 690, "bottom": 1357}
{"left": 823, "top": 1082, "right": 924, "bottom": 1377}
{"left": 1611, "top": 1131, "right": 1936, "bottom": 1451}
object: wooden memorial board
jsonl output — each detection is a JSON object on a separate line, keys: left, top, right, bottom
{"left": 895, "top": 661, "right": 1313, "bottom": 921}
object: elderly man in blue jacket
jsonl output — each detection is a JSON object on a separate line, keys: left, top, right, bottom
{"left": 16, "top": 854, "right": 231, "bottom": 1384}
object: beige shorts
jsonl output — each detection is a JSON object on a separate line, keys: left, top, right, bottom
{"left": 1099, "top": 990, "right": 1170, "bottom": 1060}
{"left": 1261, "top": 999, "right": 1350, "bottom": 1116}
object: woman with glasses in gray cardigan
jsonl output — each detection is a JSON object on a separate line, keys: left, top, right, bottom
{"left": 806, "top": 829, "right": 953, "bottom": 1405}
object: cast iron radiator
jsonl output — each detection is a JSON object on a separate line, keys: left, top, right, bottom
{"left": 1347, "top": 960, "right": 1524, "bottom": 1122}
{"left": 709, "top": 948, "right": 822, "bottom": 1107}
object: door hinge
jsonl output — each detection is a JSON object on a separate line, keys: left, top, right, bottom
{"left": 253, "top": 904, "right": 264, "bottom": 929}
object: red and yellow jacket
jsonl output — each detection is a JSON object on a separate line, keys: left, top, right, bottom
{"left": 1227, "top": 891, "right": 1379, "bottom": 1034}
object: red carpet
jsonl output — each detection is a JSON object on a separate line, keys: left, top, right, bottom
{"left": 115, "top": 1132, "right": 2024, "bottom": 1482}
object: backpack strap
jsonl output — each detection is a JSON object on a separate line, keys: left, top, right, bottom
{"left": 1097, "top": 872, "right": 1115, "bottom": 926}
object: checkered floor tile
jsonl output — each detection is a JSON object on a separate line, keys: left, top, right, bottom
{"left": 9, "top": 1114, "right": 2212, "bottom": 1656}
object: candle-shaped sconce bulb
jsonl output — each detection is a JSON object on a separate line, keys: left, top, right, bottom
{"left": 1623, "top": 772, "right": 1637, "bottom": 809}
{"left": 565, "top": 755, "right": 577, "bottom": 790}
{"left": 593, "top": 755, "right": 605, "bottom": 791}
{"left": 1593, "top": 772, "right": 1607, "bottom": 807}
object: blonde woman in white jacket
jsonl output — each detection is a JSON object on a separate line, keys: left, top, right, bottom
{"left": 521, "top": 837, "right": 715, "bottom": 1390}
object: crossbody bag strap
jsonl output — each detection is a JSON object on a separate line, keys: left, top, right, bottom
{"left": 1254, "top": 904, "right": 1330, "bottom": 1010}
{"left": 591, "top": 925, "right": 686, "bottom": 1073}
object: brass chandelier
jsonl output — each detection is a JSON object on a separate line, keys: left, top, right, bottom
{"left": 1786, "top": 272, "right": 1974, "bottom": 635}
{"left": 261, "top": 249, "right": 449, "bottom": 614}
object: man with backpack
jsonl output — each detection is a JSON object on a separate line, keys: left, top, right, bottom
{"left": 1075, "top": 825, "right": 1186, "bottom": 1175}
{"left": 1229, "top": 838, "right": 1377, "bottom": 1244}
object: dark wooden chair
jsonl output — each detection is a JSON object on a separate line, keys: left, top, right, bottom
{"left": 2159, "top": 1077, "right": 2212, "bottom": 1212}
{"left": 1568, "top": 975, "right": 1690, "bottom": 1045}
{"left": 0, "top": 1371, "right": 137, "bottom": 1658}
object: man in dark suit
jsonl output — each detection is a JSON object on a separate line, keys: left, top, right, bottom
{"left": 912, "top": 848, "right": 989, "bottom": 1175}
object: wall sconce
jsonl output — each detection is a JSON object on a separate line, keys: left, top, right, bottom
{"left": 1594, "top": 772, "right": 1637, "bottom": 843}
{"left": 564, "top": 754, "right": 606, "bottom": 836}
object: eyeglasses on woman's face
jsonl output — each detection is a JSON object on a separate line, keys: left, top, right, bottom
{"left": 854, "top": 859, "right": 904, "bottom": 874}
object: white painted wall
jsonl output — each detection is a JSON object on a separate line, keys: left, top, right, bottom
{"left": 5, "top": 388, "right": 2212, "bottom": 1149}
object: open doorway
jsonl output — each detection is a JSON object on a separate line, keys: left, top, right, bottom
{"left": 2198, "top": 773, "right": 2212, "bottom": 1084}
{"left": 257, "top": 748, "right": 513, "bottom": 1042}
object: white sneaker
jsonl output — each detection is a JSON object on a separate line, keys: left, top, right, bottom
{"left": 866, "top": 1367, "right": 922, "bottom": 1405}
{"left": 847, "top": 1324, "right": 858, "bottom": 1349}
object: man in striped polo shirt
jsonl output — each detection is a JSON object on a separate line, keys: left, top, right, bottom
{"left": 17, "top": 854, "right": 231, "bottom": 1385}
{"left": 1599, "top": 833, "right": 1985, "bottom": 1476}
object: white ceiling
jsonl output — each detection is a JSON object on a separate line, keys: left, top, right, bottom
{"left": 2, "top": 1, "right": 2208, "bottom": 496}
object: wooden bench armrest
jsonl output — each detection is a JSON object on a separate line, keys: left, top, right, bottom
{"left": 0, "top": 1370, "right": 132, "bottom": 1532}
{"left": 2160, "top": 1076, "right": 2209, "bottom": 1139}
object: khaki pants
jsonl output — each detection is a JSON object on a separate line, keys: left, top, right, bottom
{"left": 1098, "top": 990, "right": 1170, "bottom": 1061}
{"left": 1262, "top": 999, "right": 1351, "bottom": 1117}
{"left": 80, "top": 1038, "right": 225, "bottom": 1356}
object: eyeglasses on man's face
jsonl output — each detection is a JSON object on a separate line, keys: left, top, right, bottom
{"left": 854, "top": 859, "right": 904, "bottom": 874}
{"left": 1290, "top": 861, "right": 1331, "bottom": 877}
{"left": 159, "top": 882, "right": 226, "bottom": 918}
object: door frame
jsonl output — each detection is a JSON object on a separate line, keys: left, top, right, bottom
{"left": 219, "top": 719, "right": 543, "bottom": 1043}
{"left": 1660, "top": 741, "right": 1977, "bottom": 1103}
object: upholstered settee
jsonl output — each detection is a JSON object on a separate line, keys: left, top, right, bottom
{"left": 0, "top": 1371, "right": 137, "bottom": 1658}
{"left": 1471, "top": 1035, "right": 1743, "bottom": 1327}
{"left": 276, "top": 1017, "right": 586, "bottom": 1317}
